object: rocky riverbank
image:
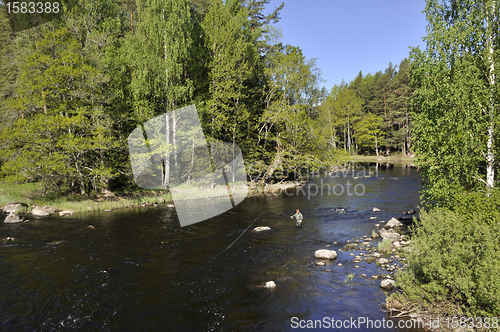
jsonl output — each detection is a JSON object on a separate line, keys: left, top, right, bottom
{"left": 1, "top": 180, "right": 307, "bottom": 223}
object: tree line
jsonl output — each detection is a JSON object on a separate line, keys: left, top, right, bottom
{"left": 0, "top": 0, "right": 414, "bottom": 195}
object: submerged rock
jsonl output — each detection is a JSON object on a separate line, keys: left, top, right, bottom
{"left": 373, "top": 207, "right": 381, "bottom": 212}
{"left": 314, "top": 249, "right": 337, "bottom": 260}
{"left": 254, "top": 226, "right": 271, "bottom": 232}
{"left": 315, "top": 261, "right": 326, "bottom": 266}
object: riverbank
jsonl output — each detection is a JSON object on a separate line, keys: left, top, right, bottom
{"left": 350, "top": 154, "right": 417, "bottom": 165}
{"left": 0, "top": 180, "right": 307, "bottom": 217}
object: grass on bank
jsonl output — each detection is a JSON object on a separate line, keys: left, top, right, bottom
{"left": 350, "top": 153, "right": 416, "bottom": 165}
{"left": 0, "top": 181, "right": 254, "bottom": 214}
{"left": 0, "top": 182, "right": 173, "bottom": 214}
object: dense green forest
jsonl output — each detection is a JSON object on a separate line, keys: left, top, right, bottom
{"left": 0, "top": 0, "right": 415, "bottom": 195}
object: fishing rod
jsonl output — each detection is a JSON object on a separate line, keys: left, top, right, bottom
{"left": 201, "top": 211, "right": 265, "bottom": 270}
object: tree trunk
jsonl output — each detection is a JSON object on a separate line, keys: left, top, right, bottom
{"left": 164, "top": 112, "right": 170, "bottom": 189}
{"left": 486, "top": 0, "right": 496, "bottom": 190}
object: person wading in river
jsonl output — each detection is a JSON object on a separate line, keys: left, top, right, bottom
{"left": 291, "top": 209, "right": 303, "bottom": 227}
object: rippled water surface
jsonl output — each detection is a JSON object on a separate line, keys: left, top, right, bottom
{"left": 0, "top": 165, "right": 422, "bottom": 331}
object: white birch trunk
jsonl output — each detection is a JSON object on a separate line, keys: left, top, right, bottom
{"left": 486, "top": 1, "right": 496, "bottom": 190}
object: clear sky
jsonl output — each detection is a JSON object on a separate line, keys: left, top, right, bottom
{"left": 265, "top": 0, "right": 428, "bottom": 92}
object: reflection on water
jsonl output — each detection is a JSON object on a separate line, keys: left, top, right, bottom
{"left": 0, "top": 166, "right": 423, "bottom": 331}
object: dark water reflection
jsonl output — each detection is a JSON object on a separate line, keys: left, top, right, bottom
{"left": 0, "top": 166, "right": 423, "bottom": 331}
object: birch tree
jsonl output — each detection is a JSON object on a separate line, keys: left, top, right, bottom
{"left": 411, "top": 0, "right": 500, "bottom": 204}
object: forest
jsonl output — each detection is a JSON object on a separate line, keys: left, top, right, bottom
{"left": 0, "top": 0, "right": 414, "bottom": 195}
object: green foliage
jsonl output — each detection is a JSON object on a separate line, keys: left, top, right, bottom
{"left": 354, "top": 113, "right": 385, "bottom": 154}
{"left": 410, "top": 0, "right": 500, "bottom": 204}
{"left": 448, "top": 189, "right": 500, "bottom": 225}
{"left": 398, "top": 209, "right": 500, "bottom": 317}
{"left": 0, "top": 27, "right": 119, "bottom": 194}
{"left": 377, "top": 238, "right": 392, "bottom": 254}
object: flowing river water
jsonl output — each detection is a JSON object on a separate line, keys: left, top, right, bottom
{"left": 1, "top": 165, "right": 423, "bottom": 331}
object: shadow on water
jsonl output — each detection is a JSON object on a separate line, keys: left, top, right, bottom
{"left": 0, "top": 166, "right": 425, "bottom": 331}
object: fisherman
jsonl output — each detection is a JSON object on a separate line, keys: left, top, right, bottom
{"left": 291, "top": 209, "right": 303, "bottom": 227}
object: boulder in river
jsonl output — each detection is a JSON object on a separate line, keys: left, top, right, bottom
{"left": 373, "top": 207, "right": 381, "bottom": 212}
{"left": 378, "top": 228, "right": 403, "bottom": 242}
{"left": 314, "top": 249, "right": 337, "bottom": 260}
{"left": 4, "top": 212, "right": 24, "bottom": 223}
{"left": 3, "top": 203, "right": 28, "bottom": 213}
{"left": 254, "top": 226, "right": 271, "bottom": 232}
{"left": 32, "top": 206, "right": 55, "bottom": 216}
{"left": 380, "top": 279, "right": 396, "bottom": 290}
{"left": 384, "top": 218, "right": 403, "bottom": 229}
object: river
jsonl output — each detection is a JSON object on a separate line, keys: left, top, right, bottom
{"left": 0, "top": 164, "right": 423, "bottom": 331}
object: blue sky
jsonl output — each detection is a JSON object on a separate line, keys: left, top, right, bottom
{"left": 265, "top": 0, "right": 428, "bottom": 92}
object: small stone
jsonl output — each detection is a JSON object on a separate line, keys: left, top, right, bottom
{"left": 314, "top": 249, "right": 337, "bottom": 260}
{"left": 360, "top": 274, "right": 367, "bottom": 278}
{"left": 316, "top": 261, "right": 326, "bottom": 266}
{"left": 379, "top": 258, "right": 389, "bottom": 264}
{"left": 167, "top": 204, "right": 175, "bottom": 208}
{"left": 373, "top": 207, "right": 381, "bottom": 212}
{"left": 375, "top": 224, "right": 380, "bottom": 227}
{"left": 349, "top": 253, "right": 355, "bottom": 256}
{"left": 254, "top": 226, "right": 271, "bottom": 232}
{"left": 337, "top": 263, "right": 343, "bottom": 267}
{"left": 354, "top": 265, "right": 359, "bottom": 268}
{"left": 264, "top": 281, "right": 276, "bottom": 288}
{"left": 373, "top": 252, "right": 381, "bottom": 258}
{"left": 370, "top": 217, "right": 377, "bottom": 220}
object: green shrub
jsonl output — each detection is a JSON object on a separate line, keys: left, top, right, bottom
{"left": 448, "top": 189, "right": 500, "bottom": 225}
{"left": 377, "top": 238, "right": 392, "bottom": 254}
{"left": 398, "top": 209, "right": 500, "bottom": 317}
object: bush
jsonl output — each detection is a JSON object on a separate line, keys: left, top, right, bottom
{"left": 448, "top": 189, "right": 500, "bottom": 225}
{"left": 397, "top": 209, "right": 500, "bottom": 317}
{"left": 377, "top": 238, "right": 392, "bottom": 254}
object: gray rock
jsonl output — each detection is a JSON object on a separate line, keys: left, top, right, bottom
{"left": 3, "top": 203, "right": 27, "bottom": 213}
{"left": 314, "top": 249, "right": 337, "bottom": 260}
{"left": 373, "top": 207, "right": 381, "bottom": 212}
{"left": 32, "top": 206, "right": 55, "bottom": 216}
{"left": 337, "top": 263, "right": 343, "bottom": 267}
{"left": 380, "top": 279, "right": 396, "bottom": 290}
{"left": 378, "top": 228, "right": 402, "bottom": 242}
{"left": 315, "top": 261, "right": 326, "bottom": 266}
{"left": 59, "top": 209, "right": 76, "bottom": 216}
{"left": 384, "top": 218, "right": 403, "bottom": 229}
{"left": 373, "top": 252, "right": 381, "bottom": 258}
{"left": 379, "top": 258, "right": 389, "bottom": 264}
{"left": 4, "top": 212, "right": 24, "bottom": 223}
{"left": 167, "top": 204, "right": 175, "bottom": 208}
{"left": 370, "top": 216, "right": 377, "bottom": 220}
{"left": 254, "top": 226, "right": 271, "bottom": 232}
